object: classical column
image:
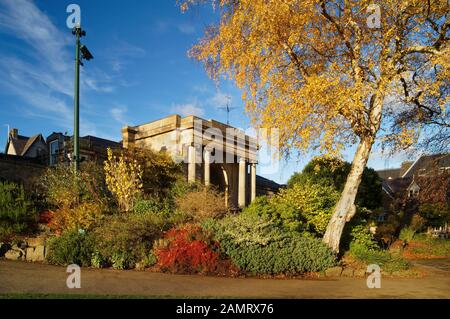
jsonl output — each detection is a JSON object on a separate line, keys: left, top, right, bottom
{"left": 221, "top": 166, "right": 229, "bottom": 208}
{"left": 250, "top": 162, "right": 257, "bottom": 202}
{"left": 204, "top": 148, "right": 211, "bottom": 186}
{"left": 238, "top": 157, "right": 246, "bottom": 208}
{"left": 188, "top": 145, "right": 196, "bottom": 183}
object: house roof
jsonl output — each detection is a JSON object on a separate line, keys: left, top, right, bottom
{"left": 81, "top": 135, "right": 122, "bottom": 149}
{"left": 6, "top": 134, "right": 29, "bottom": 154}
{"left": 5, "top": 132, "right": 46, "bottom": 156}
{"left": 256, "top": 175, "right": 283, "bottom": 192}
{"left": 382, "top": 177, "right": 412, "bottom": 195}
{"left": 376, "top": 168, "right": 402, "bottom": 180}
{"left": 402, "top": 153, "right": 450, "bottom": 177}
{"left": 21, "top": 134, "right": 44, "bottom": 156}
{"left": 377, "top": 153, "right": 450, "bottom": 181}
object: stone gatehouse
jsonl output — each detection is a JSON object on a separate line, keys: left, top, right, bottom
{"left": 122, "top": 114, "right": 280, "bottom": 209}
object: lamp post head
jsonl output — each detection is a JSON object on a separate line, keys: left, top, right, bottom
{"left": 80, "top": 45, "right": 93, "bottom": 60}
{"left": 72, "top": 26, "right": 86, "bottom": 37}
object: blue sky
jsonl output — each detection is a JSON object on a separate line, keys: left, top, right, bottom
{"left": 0, "top": 0, "right": 411, "bottom": 184}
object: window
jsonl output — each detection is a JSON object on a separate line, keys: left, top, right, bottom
{"left": 49, "top": 140, "right": 59, "bottom": 166}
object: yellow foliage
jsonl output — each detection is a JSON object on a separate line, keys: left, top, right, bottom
{"left": 50, "top": 202, "right": 105, "bottom": 233}
{"left": 183, "top": 0, "right": 449, "bottom": 156}
{"left": 104, "top": 148, "right": 143, "bottom": 212}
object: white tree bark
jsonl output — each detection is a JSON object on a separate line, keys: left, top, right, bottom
{"left": 322, "top": 137, "right": 374, "bottom": 252}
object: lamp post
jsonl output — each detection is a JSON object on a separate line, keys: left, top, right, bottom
{"left": 71, "top": 26, "right": 93, "bottom": 171}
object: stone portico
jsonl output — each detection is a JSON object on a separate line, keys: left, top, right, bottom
{"left": 122, "top": 114, "right": 259, "bottom": 209}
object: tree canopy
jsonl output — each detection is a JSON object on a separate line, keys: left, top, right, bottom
{"left": 185, "top": 0, "right": 449, "bottom": 155}
{"left": 287, "top": 156, "right": 382, "bottom": 209}
{"left": 182, "top": 0, "right": 449, "bottom": 251}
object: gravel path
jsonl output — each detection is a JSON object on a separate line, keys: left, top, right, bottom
{"left": 0, "top": 259, "right": 449, "bottom": 298}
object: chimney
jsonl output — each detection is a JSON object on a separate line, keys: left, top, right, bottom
{"left": 10, "top": 128, "right": 18, "bottom": 139}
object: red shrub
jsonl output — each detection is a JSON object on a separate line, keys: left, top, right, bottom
{"left": 39, "top": 210, "right": 54, "bottom": 224}
{"left": 154, "top": 224, "right": 223, "bottom": 274}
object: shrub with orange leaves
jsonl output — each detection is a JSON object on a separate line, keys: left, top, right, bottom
{"left": 154, "top": 224, "right": 233, "bottom": 275}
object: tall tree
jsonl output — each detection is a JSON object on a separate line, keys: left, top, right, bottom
{"left": 183, "top": 0, "right": 449, "bottom": 251}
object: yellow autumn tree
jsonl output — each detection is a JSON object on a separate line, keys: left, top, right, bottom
{"left": 182, "top": 0, "right": 449, "bottom": 251}
{"left": 104, "top": 148, "right": 143, "bottom": 212}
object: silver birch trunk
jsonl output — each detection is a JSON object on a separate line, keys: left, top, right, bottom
{"left": 322, "top": 137, "right": 374, "bottom": 252}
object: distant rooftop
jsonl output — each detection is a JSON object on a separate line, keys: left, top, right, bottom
{"left": 377, "top": 153, "right": 450, "bottom": 180}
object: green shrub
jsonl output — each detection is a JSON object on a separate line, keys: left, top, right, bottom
{"left": 242, "top": 181, "right": 339, "bottom": 235}
{"left": 399, "top": 227, "right": 416, "bottom": 242}
{"left": 134, "top": 197, "right": 165, "bottom": 215}
{"left": 134, "top": 196, "right": 189, "bottom": 226}
{"left": 91, "top": 213, "right": 167, "bottom": 269}
{"left": 142, "top": 251, "right": 158, "bottom": 268}
{"left": 46, "top": 230, "right": 93, "bottom": 266}
{"left": 242, "top": 196, "right": 300, "bottom": 231}
{"left": 419, "top": 203, "right": 450, "bottom": 227}
{"left": 0, "top": 181, "right": 36, "bottom": 241}
{"left": 168, "top": 177, "right": 203, "bottom": 200}
{"left": 287, "top": 156, "right": 382, "bottom": 209}
{"left": 203, "top": 214, "right": 337, "bottom": 275}
{"left": 339, "top": 207, "right": 379, "bottom": 251}
{"left": 349, "top": 223, "right": 379, "bottom": 250}
{"left": 349, "top": 243, "right": 410, "bottom": 273}
{"left": 90, "top": 251, "right": 107, "bottom": 268}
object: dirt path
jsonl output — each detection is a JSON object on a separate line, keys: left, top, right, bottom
{"left": 0, "top": 259, "right": 449, "bottom": 298}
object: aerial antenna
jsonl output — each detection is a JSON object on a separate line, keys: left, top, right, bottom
{"left": 218, "top": 95, "right": 237, "bottom": 125}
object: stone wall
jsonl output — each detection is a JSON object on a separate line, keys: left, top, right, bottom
{"left": 0, "top": 154, "right": 47, "bottom": 189}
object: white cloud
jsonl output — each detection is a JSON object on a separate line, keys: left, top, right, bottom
{"left": 0, "top": 0, "right": 117, "bottom": 136}
{"left": 177, "top": 23, "right": 196, "bottom": 35}
{"left": 151, "top": 20, "right": 170, "bottom": 34}
{"left": 84, "top": 77, "right": 115, "bottom": 93}
{"left": 110, "top": 105, "right": 128, "bottom": 124}
{"left": 193, "top": 84, "right": 210, "bottom": 93}
{"left": 0, "top": 0, "right": 70, "bottom": 72}
{"left": 209, "top": 91, "right": 231, "bottom": 108}
{"left": 171, "top": 103, "right": 205, "bottom": 117}
{"left": 107, "top": 39, "right": 146, "bottom": 72}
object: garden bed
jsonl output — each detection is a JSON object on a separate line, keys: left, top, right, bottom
{"left": 391, "top": 237, "right": 450, "bottom": 260}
